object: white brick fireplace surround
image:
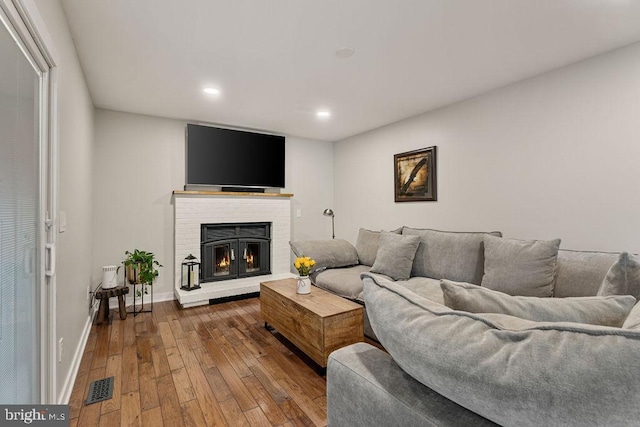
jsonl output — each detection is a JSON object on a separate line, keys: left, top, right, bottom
{"left": 173, "top": 191, "right": 295, "bottom": 307}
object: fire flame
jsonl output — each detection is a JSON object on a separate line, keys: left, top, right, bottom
{"left": 218, "top": 257, "right": 229, "bottom": 268}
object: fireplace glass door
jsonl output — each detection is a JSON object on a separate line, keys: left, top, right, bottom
{"left": 214, "top": 244, "right": 231, "bottom": 277}
{"left": 238, "top": 239, "right": 270, "bottom": 278}
{"left": 202, "top": 239, "right": 237, "bottom": 281}
{"left": 244, "top": 242, "right": 260, "bottom": 273}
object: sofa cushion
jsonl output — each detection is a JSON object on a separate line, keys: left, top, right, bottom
{"left": 362, "top": 272, "right": 640, "bottom": 427}
{"left": 370, "top": 232, "right": 421, "bottom": 280}
{"left": 355, "top": 227, "right": 402, "bottom": 267}
{"left": 362, "top": 274, "right": 445, "bottom": 341}
{"left": 623, "top": 303, "right": 640, "bottom": 330}
{"left": 290, "top": 239, "right": 358, "bottom": 270}
{"left": 311, "top": 264, "right": 370, "bottom": 300}
{"left": 355, "top": 228, "right": 380, "bottom": 267}
{"left": 597, "top": 252, "right": 640, "bottom": 300}
{"left": 481, "top": 235, "right": 561, "bottom": 297}
{"left": 441, "top": 279, "right": 636, "bottom": 327}
{"left": 554, "top": 250, "right": 620, "bottom": 297}
{"left": 394, "top": 276, "right": 445, "bottom": 305}
{"left": 402, "top": 227, "right": 501, "bottom": 284}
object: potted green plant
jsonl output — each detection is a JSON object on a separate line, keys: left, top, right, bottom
{"left": 122, "top": 249, "right": 162, "bottom": 296}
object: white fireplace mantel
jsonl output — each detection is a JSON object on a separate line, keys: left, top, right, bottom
{"left": 173, "top": 191, "right": 295, "bottom": 307}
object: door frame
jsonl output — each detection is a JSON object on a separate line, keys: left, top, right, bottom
{"left": 0, "top": 0, "right": 59, "bottom": 404}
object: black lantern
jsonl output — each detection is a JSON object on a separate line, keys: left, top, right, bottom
{"left": 181, "top": 254, "right": 201, "bottom": 291}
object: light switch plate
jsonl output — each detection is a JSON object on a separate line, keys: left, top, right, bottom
{"left": 296, "top": 209, "right": 302, "bottom": 218}
{"left": 59, "top": 211, "right": 67, "bottom": 233}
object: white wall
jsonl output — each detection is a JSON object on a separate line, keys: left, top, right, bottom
{"left": 334, "top": 42, "right": 640, "bottom": 253}
{"left": 92, "top": 109, "right": 333, "bottom": 296}
{"left": 92, "top": 111, "right": 183, "bottom": 299}
{"left": 286, "top": 136, "right": 335, "bottom": 241}
{"left": 33, "top": 0, "right": 95, "bottom": 400}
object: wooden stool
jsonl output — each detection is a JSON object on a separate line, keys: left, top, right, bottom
{"left": 95, "top": 286, "right": 129, "bottom": 325}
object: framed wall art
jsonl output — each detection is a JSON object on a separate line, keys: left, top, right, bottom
{"left": 394, "top": 146, "right": 437, "bottom": 202}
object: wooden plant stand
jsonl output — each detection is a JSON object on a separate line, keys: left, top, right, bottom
{"left": 95, "top": 286, "right": 129, "bottom": 325}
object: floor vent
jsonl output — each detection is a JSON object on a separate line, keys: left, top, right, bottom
{"left": 86, "top": 376, "right": 114, "bottom": 405}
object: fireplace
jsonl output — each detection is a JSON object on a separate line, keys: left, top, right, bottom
{"left": 201, "top": 222, "right": 271, "bottom": 283}
{"left": 174, "top": 192, "right": 292, "bottom": 307}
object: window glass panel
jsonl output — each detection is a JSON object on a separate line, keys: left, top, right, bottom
{"left": 0, "top": 17, "right": 40, "bottom": 403}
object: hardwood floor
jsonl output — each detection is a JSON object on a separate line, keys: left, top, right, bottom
{"left": 69, "top": 297, "right": 328, "bottom": 426}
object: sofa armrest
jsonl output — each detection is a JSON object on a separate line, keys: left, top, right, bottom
{"left": 327, "top": 343, "right": 496, "bottom": 427}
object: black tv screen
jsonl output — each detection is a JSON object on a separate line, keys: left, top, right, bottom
{"left": 186, "top": 124, "right": 285, "bottom": 188}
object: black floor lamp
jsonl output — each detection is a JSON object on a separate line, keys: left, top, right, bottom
{"left": 323, "top": 208, "right": 335, "bottom": 239}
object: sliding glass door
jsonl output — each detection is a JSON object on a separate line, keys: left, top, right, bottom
{"left": 0, "top": 1, "right": 54, "bottom": 404}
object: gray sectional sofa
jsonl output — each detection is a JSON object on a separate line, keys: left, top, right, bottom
{"left": 290, "top": 227, "right": 640, "bottom": 426}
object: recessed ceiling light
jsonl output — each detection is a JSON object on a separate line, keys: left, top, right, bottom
{"left": 203, "top": 87, "right": 220, "bottom": 95}
{"left": 316, "top": 110, "right": 331, "bottom": 119}
{"left": 336, "top": 47, "right": 355, "bottom": 58}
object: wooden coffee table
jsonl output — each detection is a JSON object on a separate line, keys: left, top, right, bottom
{"left": 260, "top": 278, "right": 364, "bottom": 368}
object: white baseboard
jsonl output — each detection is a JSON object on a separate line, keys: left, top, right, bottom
{"left": 58, "top": 305, "right": 97, "bottom": 404}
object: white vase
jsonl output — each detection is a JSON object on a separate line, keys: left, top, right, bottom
{"left": 297, "top": 276, "right": 311, "bottom": 294}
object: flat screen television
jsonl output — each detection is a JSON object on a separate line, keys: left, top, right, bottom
{"left": 186, "top": 124, "right": 286, "bottom": 189}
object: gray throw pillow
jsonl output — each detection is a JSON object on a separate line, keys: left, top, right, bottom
{"left": 355, "top": 227, "right": 402, "bottom": 267}
{"left": 289, "top": 239, "right": 358, "bottom": 270}
{"left": 441, "top": 279, "right": 636, "bottom": 327}
{"left": 623, "top": 303, "right": 640, "bottom": 330}
{"left": 597, "top": 252, "right": 640, "bottom": 300}
{"left": 370, "top": 232, "right": 421, "bottom": 280}
{"left": 402, "top": 227, "right": 502, "bottom": 284}
{"left": 481, "top": 235, "right": 561, "bottom": 297}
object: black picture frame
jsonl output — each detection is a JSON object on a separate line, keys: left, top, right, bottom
{"left": 394, "top": 146, "right": 437, "bottom": 202}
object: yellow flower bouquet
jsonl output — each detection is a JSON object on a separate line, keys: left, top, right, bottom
{"left": 294, "top": 256, "right": 316, "bottom": 277}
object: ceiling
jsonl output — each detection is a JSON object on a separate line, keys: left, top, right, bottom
{"left": 60, "top": 0, "right": 640, "bottom": 142}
